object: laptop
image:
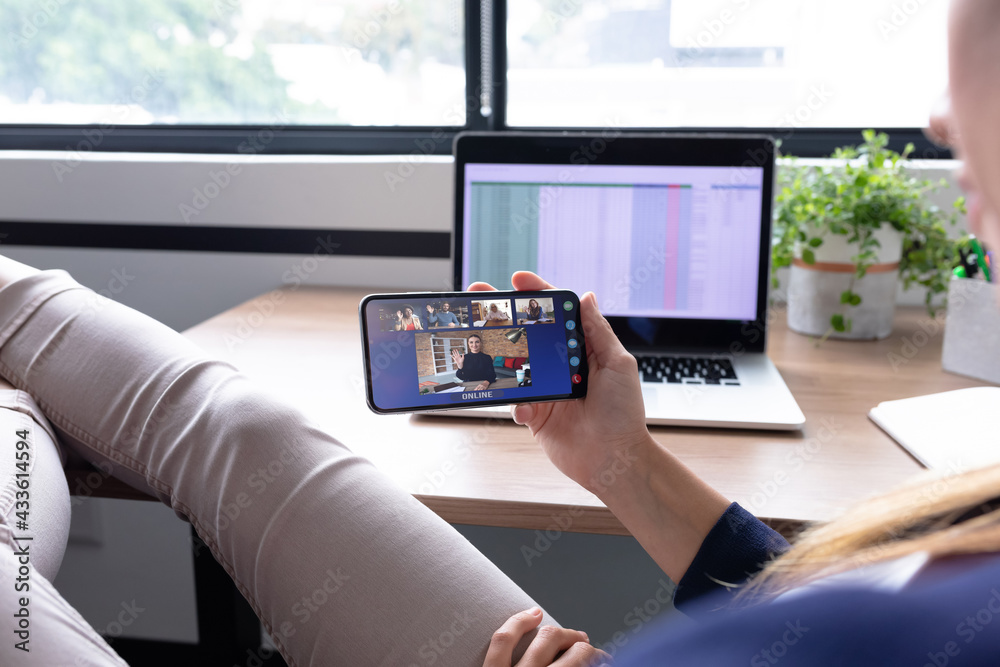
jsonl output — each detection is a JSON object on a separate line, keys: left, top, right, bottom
{"left": 445, "top": 131, "right": 805, "bottom": 430}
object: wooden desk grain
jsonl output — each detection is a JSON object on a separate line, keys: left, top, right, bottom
{"left": 73, "top": 287, "right": 985, "bottom": 537}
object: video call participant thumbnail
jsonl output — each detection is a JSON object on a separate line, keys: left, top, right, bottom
{"left": 453, "top": 334, "right": 496, "bottom": 391}
{"left": 378, "top": 304, "right": 422, "bottom": 331}
{"left": 426, "top": 301, "right": 462, "bottom": 328}
{"left": 516, "top": 297, "right": 554, "bottom": 323}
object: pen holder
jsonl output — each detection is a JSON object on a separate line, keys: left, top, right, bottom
{"left": 942, "top": 278, "right": 1000, "bottom": 385}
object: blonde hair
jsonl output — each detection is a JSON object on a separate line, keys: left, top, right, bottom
{"left": 739, "top": 463, "right": 1000, "bottom": 602}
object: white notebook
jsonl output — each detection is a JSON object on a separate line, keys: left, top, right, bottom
{"left": 868, "top": 387, "right": 1000, "bottom": 470}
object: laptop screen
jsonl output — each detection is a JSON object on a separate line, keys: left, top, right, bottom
{"left": 453, "top": 133, "right": 774, "bottom": 354}
{"left": 460, "top": 163, "right": 763, "bottom": 321}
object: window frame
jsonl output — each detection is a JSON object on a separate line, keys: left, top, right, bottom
{"left": 0, "top": 0, "right": 949, "bottom": 159}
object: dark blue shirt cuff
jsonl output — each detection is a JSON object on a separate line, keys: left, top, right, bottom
{"left": 673, "top": 502, "right": 790, "bottom": 615}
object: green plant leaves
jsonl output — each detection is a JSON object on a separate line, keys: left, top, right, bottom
{"left": 839, "top": 291, "right": 863, "bottom": 306}
{"left": 772, "top": 130, "right": 968, "bottom": 318}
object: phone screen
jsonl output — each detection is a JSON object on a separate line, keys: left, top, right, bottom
{"left": 360, "top": 290, "right": 588, "bottom": 414}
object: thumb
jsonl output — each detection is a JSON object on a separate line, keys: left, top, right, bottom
{"left": 511, "top": 403, "right": 536, "bottom": 425}
{"left": 579, "top": 292, "right": 622, "bottom": 369}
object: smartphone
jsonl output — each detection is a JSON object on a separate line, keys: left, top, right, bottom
{"left": 359, "top": 289, "right": 588, "bottom": 414}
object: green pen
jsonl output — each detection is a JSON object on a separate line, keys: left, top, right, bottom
{"left": 970, "top": 236, "right": 991, "bottom": 282}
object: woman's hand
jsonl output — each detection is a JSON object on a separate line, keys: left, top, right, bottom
{"left": 475, "top": 381, "right": 490, "bottom": 391}
{"left": 472, "top": 273, "right": 730, "bottom": 582}
{"left": 483, "top": 608, "right": 612, "bottom": 667}
{"left": 469, "top": 273, "right": 652, "bottom": 494}
{"left": 451, "top": 349, "right": 465, "bottom": 369}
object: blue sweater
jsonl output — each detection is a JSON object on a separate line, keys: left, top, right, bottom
{"left": 619, "top": 503, "right": 1000, "bottom": 665}
{"left": 428, "top": 310, "right": 461, "bottom": 327}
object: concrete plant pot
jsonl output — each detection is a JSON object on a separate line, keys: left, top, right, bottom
{"left": 787, "top": 224, "right": 903, "bottom": 340}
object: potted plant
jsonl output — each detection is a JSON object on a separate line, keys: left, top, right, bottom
{"left": 772, "top": 130, "right": 967, "bottom": 340}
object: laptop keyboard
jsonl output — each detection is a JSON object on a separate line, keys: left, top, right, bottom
{"left": 636, "top": 355, "right": 740, "bottom": 386}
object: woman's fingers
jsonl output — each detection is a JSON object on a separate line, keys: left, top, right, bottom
{"left": 482, "top": 608, "right": 603, "bottom": 667}
{"left": 578, "top": 292, "right": 629, "bottom": 371}
{"left": 511, "top": 271, "right": 555, "bottom": 291}
{"left": 549, "top": 641, "right": 615, "bottom": 666}
{"left": 469, "top": 281, "right": 498, "bottom": 292}
{"left": 483, "top": 608, "right": 544, "bottom": 667}
{"left": 516, "top": 625, "right": 592, "bottom": 667}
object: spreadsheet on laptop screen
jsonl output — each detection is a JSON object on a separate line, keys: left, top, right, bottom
{"left": 461, "top": 163, "right": 764, "bottom": 321}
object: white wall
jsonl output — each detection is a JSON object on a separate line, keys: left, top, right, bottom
{"left": 1, "top": 151, "right": 455, "bottom": 330}
{"left": 1, "top": 151, "right": 453, "bottom": 230}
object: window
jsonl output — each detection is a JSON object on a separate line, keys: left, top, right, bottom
{"left": 507, "top": 0, "right": 948, "bottom": 131}
{"left": 1, "top": 0, "right": 465, "bottom": 126}
{"left": 0, "top": 0, "right": 949, "bottom": 156}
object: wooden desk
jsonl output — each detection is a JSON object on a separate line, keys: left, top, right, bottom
{"left": 438, "top": 379, "right": 523, "bottom": 392}
{"left": 71, "top": 287, "right": 987, "bottom": 537}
